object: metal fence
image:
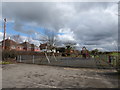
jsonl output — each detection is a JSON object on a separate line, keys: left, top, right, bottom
{"left": 98, "top": 54, "right": 119, "bottom": 68}
{"left": 16, "top": 53, "right": 101, "bottom": 68}
{"left": 17, "top": 53, "right": 60, "bottom": 64}
{"left": 16, "top": 53, "right": 119, "bottom": 69}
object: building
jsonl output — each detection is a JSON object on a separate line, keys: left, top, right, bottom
{"left": 1, "top": 38, "right": 25, "bottom": 51}
{"left": 16, "top": 44, "right": 24, "bottom": 51}
{"left": 1, "top": 39, "right": 38, "bottom": 52}
{"left": 56, "top": 47, "right": 66, "bottom": 53}
{"left": 1, "top": 39, "right": 53, "bottom": 52}
{"left": 31, "top": 44, "right": 40, "bottom": 52}
{"left": 39, "top": 43, "right": 47, "bottom": 50}
{"left": 39, "top": 43, "right": 56, "bottom": 52}
{"left": 1, "top": 38, "right": 17, "bottom": 50}
{"left": 34, "top": 46, "right": 40, "bottom": 52}
{"left": 19, "top": 41, "right": 31, "bottom": 51}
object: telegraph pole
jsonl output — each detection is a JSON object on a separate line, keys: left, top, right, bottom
{"left": 3, "top": 18, "right": 6, "bottom": 50}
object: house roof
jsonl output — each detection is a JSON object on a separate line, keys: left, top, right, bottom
{"left": 1, "top": 39, "right": 17, "bottom": 45}
{"left": 31, "top": 44, "right": 39, "bottom": 48}
{"left": 39, "top": 43, "right": 47, "bottom": 47}
{"left": 17, "top": 44, "right": 24, "bottom": 47}
{"left": 19, "top": 41, "right": 31, "bottom": 46}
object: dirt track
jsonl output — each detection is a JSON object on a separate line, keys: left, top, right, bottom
{"left": 2, "top": 63, "right": 118, "bottom": 88}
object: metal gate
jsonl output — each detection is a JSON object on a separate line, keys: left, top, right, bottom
{"left": 16, "top": 53, "right": 118, "bottom": 69}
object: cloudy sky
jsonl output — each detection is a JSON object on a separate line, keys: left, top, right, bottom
{"left": 0, "top": 1, "right": 118, "bottom": 51}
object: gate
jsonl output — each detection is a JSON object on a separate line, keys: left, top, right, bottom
{"left": 16, "top": 52, "right": 117, "bottom": 69}
{"left": 97, "top": 54, "right": 119, "bottom": 69}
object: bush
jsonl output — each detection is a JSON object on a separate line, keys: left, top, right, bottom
{"left": 2, "top": 50, "right": 17, "bottom": 60}
{"left": 9, "top": 50, "right": 17, "bottom": 58}
{"left": 2, "top": 50, "right": 10, "bottom": 59}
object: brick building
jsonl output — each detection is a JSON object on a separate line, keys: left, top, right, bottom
{"left": 39, "top": 43, "right": 56, "bottom": 52}
{"left": 1, "top": 39, "right": 40, "bottom": 52}
{"left": 16, "top": 44, "right": 24, "bottom": 51}
{"left": 1, "top": 38, "right": 17, "bottom": 50}
{"left": 31, "top": 44, "right": 40, "bottom": 52}
{"left": 19, "top": 41, "right": 31, "bottom": 51}
{"left": 39, "top": 43, "right": 47, "bottom": 50}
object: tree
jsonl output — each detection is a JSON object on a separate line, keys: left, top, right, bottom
{"left": 11, "top": 34, "right": 23, "bottom": 43}
{"left": 94, "top": 49, "right": 99, "bottom": 53}
{"left": 39, "top": 29, "right": 58, "bottom": 51}
{"left": 64, "top": 41, "right": 76, "bottom": 48}
{"left": 63, "top": 41, "right": 76, "bottom": 56}
{"left": 91, "top": 49, "right": 99, "bottom": 55}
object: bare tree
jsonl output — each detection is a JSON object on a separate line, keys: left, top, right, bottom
{"left": 27, "top": 36, "right": 33, "bottom": 44}
{"left": 37, "top": 28, "right": 57, "bottom": 51}
{"left": 11, "top": 34, "right": 23, "bottom": 43}
{"left": 47, "top": 32, "right": 56, "bottom": 48}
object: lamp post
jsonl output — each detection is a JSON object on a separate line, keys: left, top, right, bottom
{"left": 3, "top": 18, "right": 6, "bottom": 50}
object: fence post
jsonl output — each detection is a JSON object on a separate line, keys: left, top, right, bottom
{"left": 33, "top": 55, "right": 34, "bottom": 64}
{"left": 20, "top": 55, "right": 21, "bottom": 62}
{"left": 113, "top": 56, "right": 116, "bottom": 67}
{"left": 116, "top": 56, "right": 118, "bottom": 68}
{"left": 17, "top": 55, "right": 19, "bottom": 62}
{"left": 45, "top": 53, "right": 50, "bottom": 63}
{"left": 53, "top": 53, "right": 57, "bottom": 61}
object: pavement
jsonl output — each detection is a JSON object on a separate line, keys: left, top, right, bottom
{"left": 2, "top": 63, "right": 119, "bottom": 88}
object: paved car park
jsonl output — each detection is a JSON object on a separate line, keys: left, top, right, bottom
{"left": 2, "top": 63, "right": 118, "bottom": 88}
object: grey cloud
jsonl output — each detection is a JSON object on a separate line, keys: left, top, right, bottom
{"left": 13, "top": 20, "right": 36, "bottom": 34}
{"left": 2, "top": 2, "right": 118, "bottom": 51}
{"left": 3, "top": 2, "right": 69, "bottom": 32}
{"left": 68, "top": 2, "right": 113, "bottom": 12}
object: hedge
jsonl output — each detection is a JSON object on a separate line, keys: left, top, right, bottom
{"left": 2, "top": 50, "right": 17, "bottom": 60}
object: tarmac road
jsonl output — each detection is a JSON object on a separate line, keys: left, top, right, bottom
{"left": 2, "top": 63, "right": 119, "bottom": 88}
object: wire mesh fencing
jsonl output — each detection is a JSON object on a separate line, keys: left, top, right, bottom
{"left": 16, "top": 52, "right": 119, "bottom": 69}
{"left": 16, "top": 53, "right": 100, "bottom": 68}
{"left": 98, "top": 54, "right": 119, "bottom": 69}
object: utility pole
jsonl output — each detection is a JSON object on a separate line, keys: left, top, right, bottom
{"left": 3, "top": 18, "right": 6, "bottom": 50}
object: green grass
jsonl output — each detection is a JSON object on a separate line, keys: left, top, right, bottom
{"left": 109, "top": 52, "right": 119, "bottom": 56}
{"left": 0, "top": 61, "right": 12, "bottom": 64}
